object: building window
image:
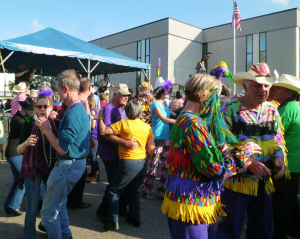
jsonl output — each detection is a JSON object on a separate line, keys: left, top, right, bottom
{"left": 246, "top": 35, "right": 253, "bottom": 71}
{"left": 259, "top": 33, "right": 266, "bottom": 63}
{"left": 136, "top": 41, "right": 141, "bottom": 91}
{"left": 145, "top": 39, "right": 150, "bottom": 79}
{"left": 202, "top": 43, "right": 208, "bottom": 70}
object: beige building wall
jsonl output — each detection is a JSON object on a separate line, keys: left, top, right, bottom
{"left": 90, "top": 8, "right": 300, "bottom": 95}
{"left": 167, "top": 19, "right": 203, "bottom": 86}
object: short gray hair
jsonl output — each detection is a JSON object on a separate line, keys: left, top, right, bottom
{"left": 56, "top": 69, "right": 80, "bottom": 91}
{"left": 125, "top": 101, "right": 143, "bottom": 120}
{"left": 243, "top": 80, "right": 251, "bottom": 88}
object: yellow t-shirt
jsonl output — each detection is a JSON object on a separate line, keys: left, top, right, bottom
{"left": 110, "top": 118, "right": 154, "bottom": 160}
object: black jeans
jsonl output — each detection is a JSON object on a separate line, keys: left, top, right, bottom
{"left": 97, "top": 158, "right": 128, "bottom": 218}
{"left": 67, "top": 167, "right": 87, "bottom": 206}
{"left": 272, "top": 173, "right": 300, "bottom": 239}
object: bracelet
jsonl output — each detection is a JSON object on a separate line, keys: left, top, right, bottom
{"left": 98, "top": 117, "right": 104, "bottom": 121}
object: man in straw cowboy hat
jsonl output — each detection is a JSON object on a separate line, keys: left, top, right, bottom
{"left": 269, "top": 74, "right": 300, "bottom": 239}
{"left": 216, "top": 63, "right": 286, "bottom": 239}
{"left": 11, "top": 82, "right": 29, "bottom": 117}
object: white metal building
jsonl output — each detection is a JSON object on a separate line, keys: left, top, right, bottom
{"left": 90, "top": 8, "right": 300, "bottom": 94}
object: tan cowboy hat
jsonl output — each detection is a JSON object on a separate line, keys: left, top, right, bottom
{"left": 233, "top": 63, "right": 278, "bottom": 89}
{"left": 111, "top": 83, "right": 131, "bottom": 95}
{"left": 272, "top": 74, "right": 300, "bottom": 93}
{"left": 13, "top": 82, "right": 29, "bottom": 93}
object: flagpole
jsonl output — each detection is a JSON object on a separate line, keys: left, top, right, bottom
{"left": 233, "top": 0, "right": 236, "bottom": 95}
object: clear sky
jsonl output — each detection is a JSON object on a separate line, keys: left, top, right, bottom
{"left": 1, "top": 0, "right": 299, "bottom": 42}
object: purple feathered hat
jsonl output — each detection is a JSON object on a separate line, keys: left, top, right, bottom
{"left": 153, "top": 77, "right": 173, "bottom": 95}
{"left": 37, "top": 86, "right": 53, "bottom": 99}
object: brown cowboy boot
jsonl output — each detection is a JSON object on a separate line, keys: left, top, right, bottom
{"left": 86, "top": 170, "right": 99, "bottom": 183}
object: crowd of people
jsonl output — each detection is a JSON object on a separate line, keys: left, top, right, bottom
{"left": 0, "top": 62, "right": 299, "bottom": 239}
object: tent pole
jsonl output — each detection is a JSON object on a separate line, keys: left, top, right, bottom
{"left": 26, "top": 53, "right": 34, "bottom": 68}
{"left": 88, "top": 60, "right": 90, "bottom": 78}
{"left": 64, "top": 57, "right": 71, "bottom": 69}
{"left": 90, "top": 62, "right": 100, "bottom": 73}
{"left": 0, "top": 51, "right": 14, "bottom": 65}
{"left": 77, "top": 59, "right": 88, "bottom": 72}
{"left": 141, "top": 69, "right": 149, "bottom": 81}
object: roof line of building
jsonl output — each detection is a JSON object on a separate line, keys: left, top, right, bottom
{"left": 203, "top": 7, "right": 298, "bottom": 30}
{"left": 89, "top": 7, "right": 299, "bottom": 43}
{"left": 89, "top": 17, "right": 170, "bottom": 42}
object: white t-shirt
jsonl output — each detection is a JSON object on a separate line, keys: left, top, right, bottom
{"left": 98, "top": 79, "right": 111, "bottom": 94}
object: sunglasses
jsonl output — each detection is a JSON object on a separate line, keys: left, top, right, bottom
{"left": 36, "top": 105, "right": 50, "bottom": 109}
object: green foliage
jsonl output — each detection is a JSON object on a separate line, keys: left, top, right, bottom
{"left": 31, "top": 75, "right": 51, "bottom": 88}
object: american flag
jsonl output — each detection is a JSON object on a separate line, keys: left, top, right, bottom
{"left": 231, "top": 2, "right": 241, "bottom": 31}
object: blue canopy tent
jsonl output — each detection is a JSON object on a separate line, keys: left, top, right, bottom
{"left": 0, "top": 28, "right": 150, "bottom": 78}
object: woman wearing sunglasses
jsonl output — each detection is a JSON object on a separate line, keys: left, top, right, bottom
{"left": 17, "top": 87, "right": 60, "bottom": 239}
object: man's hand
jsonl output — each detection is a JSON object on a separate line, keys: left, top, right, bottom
{"left": 248, "top": 160, "right": 271, "bottom": 180}
{"left": 124, "top": 139, "right": 138, "bottom": 150}
{"left": 274, "top": 157, "right": 286, "bottom": 179}
{"left": 243, "top": 142, "right": 262, "bottom": 155}
{"left": 36, "top": 117, "right": 50, "bottom": 133}
{"left": 25, "top": 135, "right": 39, "bottom": 147}
{"left": 32, "top": 69, "right": 37, "bottom": 74}
{"left": 24, "top": 70, "right": 29, "bottom": 74}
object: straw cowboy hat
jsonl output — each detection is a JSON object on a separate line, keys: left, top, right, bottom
{"left": 272, "top": 74, "right": 300, "bottom": 93}
{"left": 233, "top": 63, "right": 278, "bottom": 89}
{"left": 138, "top": 81, "right": 153, "bottom": 95}
{"left": 13, "top": 82, "right": 29, "bottom": 93}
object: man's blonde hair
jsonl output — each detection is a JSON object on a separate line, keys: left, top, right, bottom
{"left": 185, "top": 74, "right": 222, "bottom": 102}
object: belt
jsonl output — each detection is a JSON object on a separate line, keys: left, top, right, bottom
{"left": 58, "top": 157, "right": 86, "bottom": 160}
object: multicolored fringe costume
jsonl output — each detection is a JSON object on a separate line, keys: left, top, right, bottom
{"left": 161, "top": 112, "right": 252, "bottom": 224}
{"left": 221, "top": 99, "right": 285, "bottom": 196}
{"left": 143, "top": 139, "right": 170, "bottom": 198}
{"left": 137, "top": 95, "right": 154, "bottom": 126}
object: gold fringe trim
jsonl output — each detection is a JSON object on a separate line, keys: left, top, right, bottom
{"left": 161, "top": 196, "right": 226, "bottom": 225}
{"left": 224, "top": 178, "right": 275, "bottom": 196}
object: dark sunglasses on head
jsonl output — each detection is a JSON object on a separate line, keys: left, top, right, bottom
{"left": 76, "top": 71, "right": 80, "bottom": 74}
{"left": 36, "top": 105, "right": 50, "bottom": 109}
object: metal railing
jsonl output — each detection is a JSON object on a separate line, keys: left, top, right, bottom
{"left": 0, "top": 110, "right": 11, "bottom": 160}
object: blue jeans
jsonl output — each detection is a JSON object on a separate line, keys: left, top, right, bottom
{"left": 41, "top": 159, "right": 86, "bottom": 239}
{"left": 4, "top": 155, "right": 25, "bottom": 210}
{"left": 97, "top": 158, "right": 128, "bottom": 218}
{"left": 108, "top": 158, "right": 148, "bottom": 222}
{"left": 24, "top": 170, "right": 49, "bottom": 239}
{"left": 88, "top": 139, "right": 99, "bottom": 170}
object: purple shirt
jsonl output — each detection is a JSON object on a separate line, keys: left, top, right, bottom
{"left": 11, "top": 93, "right": 27, "bottom": 117}
{"left": 97, "top": 103, "right": 122, "bottom": 160}
{"left": 91, "top": 108, "right": 99, "bottom": 139}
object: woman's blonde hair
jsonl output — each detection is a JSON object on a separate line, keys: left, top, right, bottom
{"left": 185, "top": 74, "right": 222, "bottom": 103}
{"left": 100, "top": 93, "right": 107, "bottom": 101}
{"left": 87, "top": 95, "right": 99, "bottom": 111}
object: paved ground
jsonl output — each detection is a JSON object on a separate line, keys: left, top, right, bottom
{"left": 0, "top": 158, "right": 171, "bottom": 239}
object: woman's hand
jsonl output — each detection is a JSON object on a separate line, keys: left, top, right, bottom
{"left": 217, "top": 144, "right": 228, "bottom": 153}
{"left": 49, "top": 111, "right": 58, "bottom": 119}
{"left": 242, "top": 142, "right": 262, "bottom": 155}
{"left": 26, "top": 135, "right": 39, "bottom": 147}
